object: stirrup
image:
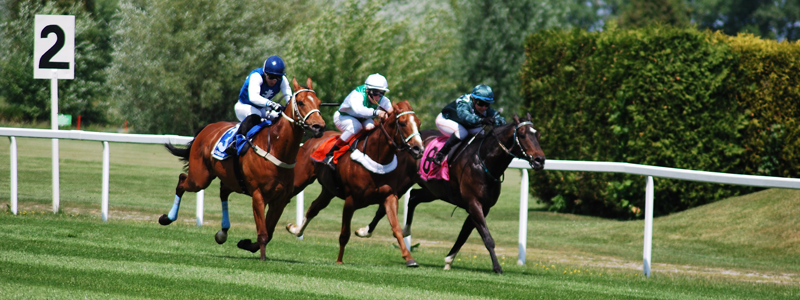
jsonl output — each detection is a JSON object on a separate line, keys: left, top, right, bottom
{"left": 323, "top": 155, "right": 336, "bottom": 170}
{"left": 433, "top": 152, "right": 446, "bottom": 165}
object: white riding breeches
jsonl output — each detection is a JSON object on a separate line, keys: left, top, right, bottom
{"left": 334, "top": 111, "right": 375, "bottom": 141}
{"left": 436, "top": 113, "right": 480, "bottom": 139}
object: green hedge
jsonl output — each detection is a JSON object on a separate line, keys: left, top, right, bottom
{"left": 520, "top": 26, "right": 800, "bottom": 218}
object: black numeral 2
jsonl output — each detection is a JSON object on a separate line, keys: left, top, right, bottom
{"left": 39, "top": 25, "right": 69, "bottom": 69}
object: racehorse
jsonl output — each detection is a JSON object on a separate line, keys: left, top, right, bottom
{"left": 159, "top": 77, "right": 326, "bottom": 261}
{"left": 285, "top": 100, "right": 425, "bottom": 267}
{"left": 355, "top": 113, "right": 545, "bottom": 273}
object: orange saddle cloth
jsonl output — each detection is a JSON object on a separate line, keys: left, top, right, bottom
{"left": 309, "top": 133, "right": 362, "bottom": 165}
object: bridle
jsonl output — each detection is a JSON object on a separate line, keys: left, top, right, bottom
{"left": 281, "top": 88, "right": 322, "bottom": 132}
{"left": 477, "top": 121, "right": 536, "bottom": 182}
{"left": 377, "top": 110, "right": 420, "bottom": 153}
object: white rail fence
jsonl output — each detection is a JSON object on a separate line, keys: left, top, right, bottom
{"left": 3, "top": 127, "right": 800, "bottom": 278}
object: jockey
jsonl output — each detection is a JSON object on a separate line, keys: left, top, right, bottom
{"left": 433, "top": 84, "right": 506, "bottom": 164}
{"left": 234, "top": 55, "right": 292, "bottom": 125}
{"left": 323, "top": 73, "right": 394, "bottom": 170}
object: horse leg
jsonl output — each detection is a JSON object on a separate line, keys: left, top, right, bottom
{"left": 336, "top": 197, "right": 356, "bottom": 264}
{"left": 465, "top": 201, "right": 502, "bottom": 274}
{"left": 403, "top": 188, "right": 438, "bottom": 237}
{"left": 237, "top": 190, "right": 267, "bottom": 260}
{"left": 262, "top": 197, "right": 289, "bottom": 250}
{"left": 214, "top": 184, "right": 234, "bottom": 244}
{"left": 286, "top": 188, "right": 336, "bottom": 237}
{"left": 443, "top": 217, "right": 476, "bottom": 271}
{"left": 383, "top": 194, "right": 418, "bottom": 267}
{"left": 355, "top": 205, "right": 385, "bottom": 238}
{"left": 160, "top": 157, "right": 214, "bottom": 225}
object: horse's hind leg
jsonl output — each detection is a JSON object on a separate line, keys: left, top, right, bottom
{"left": 214, "top": 184, "right": 234, "bottom": 244}
{"left": 444, "top": 216, "right": 476, "bottom": 271}
{"left": 286, "top": 188, "right": 335, "bottom": 237}
{"left": 336, "top": 197, "right": 356, "bottom": 264}
{"left": 159, "top": 163, "right": 213, "bottom": 225}
{"left": 403, "top": 188, "right": 438, "bottom": 237}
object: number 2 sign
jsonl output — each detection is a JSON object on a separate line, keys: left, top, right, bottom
{"left": 34, "top": 15, "right": 74, "bottom": 80}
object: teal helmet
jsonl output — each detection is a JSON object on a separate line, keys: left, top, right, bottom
{"left": 471, "top": 84, "right": 494, "bottom": 103}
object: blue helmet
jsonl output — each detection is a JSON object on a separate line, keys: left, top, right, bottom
{"left": 263, "top": 55, "right": 285, "bottom": 76}
{"left": 471, "top": 84, "right": 494, "bottom": 103}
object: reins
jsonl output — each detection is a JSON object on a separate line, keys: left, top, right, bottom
{"left": 476, "top": 121, "right": 536, "bottom": 182}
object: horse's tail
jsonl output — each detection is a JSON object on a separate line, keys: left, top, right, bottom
{"left": 164, "top": 125, "right": 206, "bottom": 167}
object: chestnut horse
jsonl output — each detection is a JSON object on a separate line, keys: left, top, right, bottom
{"left": 285, "top": 100, "right": 424, "bottom": 267}
{"left": 356, "top": 113, "right": 545, "bottom": 273}
{"left": 159, "top": 77, "right": 326, "bottom": 260}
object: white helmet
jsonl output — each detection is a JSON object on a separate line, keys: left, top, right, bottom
{"left": 364, "top": 73, "right": 390, "bottom": 92}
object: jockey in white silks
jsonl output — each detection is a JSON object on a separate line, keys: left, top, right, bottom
{"left": 323, "top": 73, "right": 394, "bottom": 170}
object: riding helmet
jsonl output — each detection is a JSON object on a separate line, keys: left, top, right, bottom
{"left": 263, "top": 55, "right": 286, "bottom": 76}
{"left": 471, "top": 84, "right": 494, "bottom": 103}
{"left": 364, "top": 73, "right": 390, "bottom": 92}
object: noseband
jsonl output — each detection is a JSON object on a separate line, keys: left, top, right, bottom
{"left": 377, "top": 110, "right": 420, "bottom": 153}
{"left": 281, "top": 88, "right": 322, "bottom": 131}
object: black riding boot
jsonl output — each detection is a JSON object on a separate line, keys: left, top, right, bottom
{"left": 238, "top": 114, "right": 261, "bottom": 138}
{"left": 433, "top": 134, "right": 461, "bottom": 165}
{"left": 323, "top": 143, "right": 343, "bottom": 170}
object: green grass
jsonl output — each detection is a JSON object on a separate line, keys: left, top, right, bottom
{"left": 1, "top": 137, "right": 799, "bottom": 299}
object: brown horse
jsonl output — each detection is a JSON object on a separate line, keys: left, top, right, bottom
{"left": 159, "top": 77, "right": 326, "bottom": 260}
{"left": 356, "top": 113, "right": 545, "bottom": 273}
{"left": 285, "top": 100, "right": 424, "bottom": 267}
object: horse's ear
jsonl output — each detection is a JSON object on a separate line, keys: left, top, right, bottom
{"left": 306, "top": 77, "right": 313, "bottom": 89}
{"left": 513, "top": 114, "right": 521, "bottom": 124}
{"left": 526, "top": 112, "right": 532, "bottom": 121}
{"left": 292, "top": 77, "right": 300, "bottom": 90}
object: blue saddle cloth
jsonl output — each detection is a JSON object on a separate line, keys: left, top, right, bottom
{"left": 211, "top": 119, "right": 272, "bottom": 160}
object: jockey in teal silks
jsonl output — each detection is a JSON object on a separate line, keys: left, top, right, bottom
{"left": 433, "top": 84, "right": 506, "bottom": 164}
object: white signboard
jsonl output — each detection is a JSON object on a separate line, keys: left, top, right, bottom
{"left": 33, "top": 15, "right": 74, "bottom": 80}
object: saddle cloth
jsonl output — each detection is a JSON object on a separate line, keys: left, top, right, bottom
{"left": 418, "top": 136, "right": 449, "bottom": 181}
{"left": 309, "top": 133, "right": 359, "bottom": 164}
{"left": 211, "top": 119, "right": 272, "bottom": 161}
{"left": 310, "top": 133, "right": 398, "bottom": 174}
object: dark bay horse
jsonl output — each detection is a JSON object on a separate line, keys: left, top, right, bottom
{"left": 356, "top": 113, "right": 545, "bottom": 273}
{"left": 285, "top": 100, "right": 425, "bottom": 267}
{"left": 159, "top": 77, "right": 326, "bottom": 260}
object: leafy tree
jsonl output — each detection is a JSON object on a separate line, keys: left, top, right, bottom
{"left": 619, "top": 0, "right": 690, "bottom": 28}
{"left": 107, "top": 0, "right": 304, "bottom": 134}
{"left": 688, "top": 0, "right": 800, "bottom": 41}
{"left": 282, "top": 0, "right": 461, "bottom": 129}
{"left": 0, "top": 0, "right": 110, "bottom": 124}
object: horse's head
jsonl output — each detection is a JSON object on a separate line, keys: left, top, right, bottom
{"left": 507, "top": 113, "right": 546, "bottom": 171}
{"left": 287, "top": 77, "right": 326, "bottom": 137}
{"left": 382, "top": 100, "right": 424, "bottom": 158}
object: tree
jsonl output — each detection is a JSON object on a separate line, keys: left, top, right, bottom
{"left": 619, "top": 0, "right": 690, "bottom": 28}
{"left": 0, "top": 0, "right": 110, "bottom": 124}
{"left": 688, "top": 0, "right": 800, "bottom": 41}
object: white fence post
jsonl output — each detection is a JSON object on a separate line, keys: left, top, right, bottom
{"left": 101, "top": 141, "right": 109, "bottom": 222}
{"left": 296, "top": 191, "right": 304, "bottom": 240}
{"left": 518, "top": 169, "right": 529, "bottom": 265}
{"left": 196, "top": 190, "right": 204, "bottom": 226}
{"left": 643, "top": 176, "right": 654, "bottom": 278}
{"left": 9, "top": 137, "right": 17, "bottom": 215}
{"left": 51, "top": 72, "right": 60, "bottom": 214}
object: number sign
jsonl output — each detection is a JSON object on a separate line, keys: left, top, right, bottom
{"left": 34, "top": 15, "right": 74, "bottom": 79}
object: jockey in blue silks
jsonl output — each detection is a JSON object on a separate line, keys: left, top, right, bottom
{"left": 234, "top": 55, "right": 293, "bottom": 122}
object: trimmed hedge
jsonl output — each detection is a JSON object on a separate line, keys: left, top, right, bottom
{"left": 521, "top": 26, "right": 800, "bottom": 218}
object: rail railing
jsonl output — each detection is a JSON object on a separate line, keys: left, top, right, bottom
{"left": 3, "top": 127, "right": 800, "bottom": 278}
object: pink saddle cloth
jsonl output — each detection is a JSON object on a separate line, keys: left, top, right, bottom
{"left": 418, "top": 136, "right": 450, "bottom": 181}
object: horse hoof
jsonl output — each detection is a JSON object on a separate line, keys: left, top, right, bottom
{"left": 214, "top": 230, "right": 228, "bottom": 244}
{"left": 158, "top": 214, "right": 173, "bottom": 226}
{"left": 494, "top": 268, "right": 504, "bottom": 274}
{"left": 402, "top": 225, "right": 410, "bottom": 237}
{"left": 354, "top": 227, "right": 371, "bottom": 238}
{"left": 406, "top": 259, "right": 419, "bottom": 268}
{"left": 285, "top": 223, "right": 299, "bottom": 236}
{"left": 237, "top": 239, "right": 259, "bottom": 253}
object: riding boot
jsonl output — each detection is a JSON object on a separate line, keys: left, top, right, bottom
{"left": 323, "top": 139, "right": 347, "bottom": 170}
{"left": 433, "top": 134, "right": 461, "bottom": 165}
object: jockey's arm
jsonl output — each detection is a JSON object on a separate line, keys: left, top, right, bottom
{"left": 456, "top": 98, "right": 482, "bottom": 126}
{"left": 340, "top": 90, "right": 375, "bottom": 118}
{"left": 379, "top": 96, "right": 392, "bottom": 114}
{"left": 279, "top": 76, "right": 292, "bottom": 104}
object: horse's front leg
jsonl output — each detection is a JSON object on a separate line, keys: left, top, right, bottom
{"left": 336, "top": 197, "right": 356, "bottom": 264}
{"left": 286, "top": 188, "right": 336, "bottom": 237}
{"left": 237, "top": 189, "right": 267, "bottom": 260}
{"left": 465, "top": 200, "right": 501, "bottom": 274}
{"left": 383, "top": 194, "right": 418, "bottom": 267}
{"left": 403, "top": 187, "right": 438, "bottom": 237}
{"left": 355, "top": 205, "right": 385, "bottom": 238}
{"left": 444, "top": 216, "right": 475, "bottom": 271}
